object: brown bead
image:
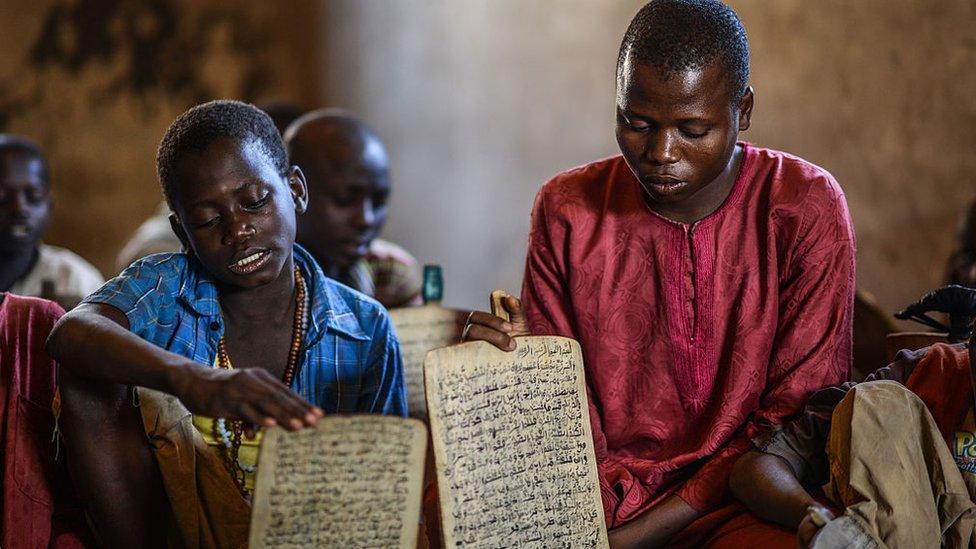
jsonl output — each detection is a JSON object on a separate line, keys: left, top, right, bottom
{"left": 212, "top": 266, "right": 307, "bottom": 497}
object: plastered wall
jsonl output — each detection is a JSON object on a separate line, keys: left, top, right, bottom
{"left": 0, "top": 0, "right": 323, "bottom": 276}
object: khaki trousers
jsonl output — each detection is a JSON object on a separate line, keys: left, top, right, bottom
{"left": 138, "top": 388, "right": 250, "bottom": 549}
{"left": 817, "top": 381, "right": 976, "bottom": 548}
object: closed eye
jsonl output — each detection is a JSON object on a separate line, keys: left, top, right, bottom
{"left": 195, "top": 216, "right": 220, "bottom": 229}
{"left": 27, "top": 189, "right": 48, "bottom": 203}
{"left": 618, "top": 111, "right": 651, "bottom": 132}
{"left": 245, "top": 195, "right": 270, "bottom": 211}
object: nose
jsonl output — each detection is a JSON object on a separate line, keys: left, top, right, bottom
{"left": 221, "top": 214, "right": 256, "bottom": 246}
{"left": 352, "top": 198, "right": 375, "bottom": 229}
{"left": 647, "top": 129, "right": 680, "bottom": 166}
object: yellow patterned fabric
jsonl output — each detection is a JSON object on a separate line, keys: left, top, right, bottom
{"left": 191, "top": 415, "right": 261, "bottom": 492}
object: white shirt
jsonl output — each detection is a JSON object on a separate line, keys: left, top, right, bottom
{"left": 116, "top": 202, "right": 183, "bottom": 271}
{"left": 10, "top": 243, "right": 104, "bottom": 300}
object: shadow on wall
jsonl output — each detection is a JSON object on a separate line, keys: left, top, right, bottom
{"left": 0, "top": 0, "right": 322, "bottom": 276}
{"left": 1, "top": 0, "right": 275, "bottom": 126}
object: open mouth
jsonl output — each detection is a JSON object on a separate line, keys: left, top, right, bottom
{"left": 228, "top": 250, "right": 272, "bottom": 275}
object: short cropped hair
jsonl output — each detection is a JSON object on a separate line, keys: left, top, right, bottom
{"left": 156, "top": 100, "right": 289, "bottom": 206}
{"left": 617, "top": 0, "right": 750, "bottom": 102}
{"left": 0, "top": 134, "right": 50, "bottom": 184}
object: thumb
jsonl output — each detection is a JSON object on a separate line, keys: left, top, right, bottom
{"left": 505, "top": 294, "right": 526, "bottom": 321}
{"left": 490, "top": 290, "right": 528, "bottom": 332}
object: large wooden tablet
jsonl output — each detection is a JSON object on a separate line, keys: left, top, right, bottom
{"left": 389, "top": 304, "right": 467, "bottom": 418}
{"left": 425, "top": 336, "right": 609, "bottom": 548}
{"left": 249, "top": 415, "right": 427, "bottom": 548}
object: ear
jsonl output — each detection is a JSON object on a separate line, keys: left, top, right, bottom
{"left": 287, "top": 166, "right": 308, "bottom": 215}
{"left": 737, "top": 86, "right": 755, "bottom": 132}
{"left": 168, "top": 213, "right": 192, "bottom": 253}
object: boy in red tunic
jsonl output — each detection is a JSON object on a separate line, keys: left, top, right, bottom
{"left": 464, "top": 1, "right": 855, "bottom": 546}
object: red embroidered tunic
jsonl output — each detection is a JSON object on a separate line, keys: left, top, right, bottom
{"left": 521, "top": 143, "right": 855, "bottom": 526}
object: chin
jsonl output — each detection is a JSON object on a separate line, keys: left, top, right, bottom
{"left": 641, "top": 187, "right": 686, "bottom": 206}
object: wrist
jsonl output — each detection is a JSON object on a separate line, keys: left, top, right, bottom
{"left": 163, "top": 356, "right": 202, "bottom": 398}
{"left": 788, "top": 496, "right": 822, "bottom": 527}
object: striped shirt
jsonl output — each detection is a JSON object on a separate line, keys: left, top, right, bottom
{"left": 84, "top": 244, "right": 406, "bottom": 415}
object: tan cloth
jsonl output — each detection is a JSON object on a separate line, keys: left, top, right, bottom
{"left": 116, "top": 203, "right": 183, "bottom": 271}
{"left": 10, "top": 243, "right": 104, "bottom": 301}
{"left": 137, "top": 388, "right": 249, "bottom": 549}
{"left": 349, "top": 238, "right": 422, "bottom": 308}
{"left": 819, "top": 381, "right": 976, "bottom": 548}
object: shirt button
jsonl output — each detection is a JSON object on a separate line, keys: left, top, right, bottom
{"left": 209, "top": 321, "right": 221, "bottom": 331}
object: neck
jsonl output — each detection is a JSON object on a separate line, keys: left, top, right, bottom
{"left": 0, "top": 245, "right": 38, "bottom": 291}
{"left": 648, "top": 143, "right": 744, "bottom": 225}
{"left": 315, "top": 252, "right": 355, "bottom": 286}
{"left": 322, "top": 260, "right": 346, "bottom": 281}
{"left": 217, "top": 257, "right": 297, "bottom": 325}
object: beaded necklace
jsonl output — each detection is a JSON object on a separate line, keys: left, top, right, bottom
{"left": 212, "top": 265, "right": 307, "bottom": 497}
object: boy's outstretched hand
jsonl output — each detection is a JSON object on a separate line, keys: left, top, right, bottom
{"left": 462, "top": 290, "right": 531, "bottom": 351}
{"left": 47, "top": 302, "right": 324, "bottom": 436}
{"left": 178, "top": 366, "right": 323, "bottom": 432}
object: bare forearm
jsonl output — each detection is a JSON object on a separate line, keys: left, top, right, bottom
{"left": 730, "top": 451, "right": 816, "bottom": 529}
{"left": 608, "top": 494, "right": 700, "bottom": 548}
{"left": 47, "top": 305, "right": 202, "bottom": 395}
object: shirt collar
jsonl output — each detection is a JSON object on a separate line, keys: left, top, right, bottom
{"left": 295, "top": 244, "right": 369, "bottom": 344}
{"left": 175, "top": 246, "right": 368, "bottom": 343}
{"left": 176, "top": 260, "right": 220, "bottom": 318}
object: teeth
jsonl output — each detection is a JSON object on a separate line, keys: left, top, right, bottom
{"left": 11, "top": 225, "right": 29, "bottom": 237}
{"left": 235, "top": 252, "right": 264, "bottom": 267}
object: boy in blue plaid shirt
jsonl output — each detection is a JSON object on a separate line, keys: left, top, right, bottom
{"left": 48, "top": 100, "right": 406, "bottom": 547}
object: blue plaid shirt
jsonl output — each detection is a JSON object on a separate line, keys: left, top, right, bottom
{"left": 83, "top": 245, "right": 406, "bottom": 416}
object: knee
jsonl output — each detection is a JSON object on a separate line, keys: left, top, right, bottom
{"left": 842, "top": 379, "right": 920, "bottom": 410}
{"left": 729, "top": 450, "right": 758, "bottom": 499}
{"left": 57, "top": 367, "right": 130, "bottom": 427}
{"left": 832, "top": 380, "right": 928, "bottom": 443}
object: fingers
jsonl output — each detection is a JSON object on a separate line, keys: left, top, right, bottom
{"left": 234, "top": 401, "right": 268, "bottom": 430}
{"left": 463, "top": 308, "right": 529, "bottom": 351}
{"left": 467, "top": 310, "right": 516, "bottom": 334}
{"left": 232, "top": 370, "right": 322, "bottom": 431}
{"left": 464, "top": 321, "right": 516, "bottom": 351}
{"left": 503, "top": 295, "right": 531, "bottom": 332}
{"left": 502, "top": 294, "right": 524, "bottom": 318}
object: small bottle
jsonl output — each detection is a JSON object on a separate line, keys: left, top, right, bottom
{"left": 423, "top": 265, "right": 443, "bottom": 305}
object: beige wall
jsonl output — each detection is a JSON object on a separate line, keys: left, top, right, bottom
{"left": 319, "top": 1, "right": 636, "bottom": 309}
{"left": 320, "top": 0, "right": 976, "bottom": 318}
{"left": 0, "top": 0, "right": 323, "bottom": 277}
{"left": 738, "top": 0, "right": 976, "bottom": 322}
